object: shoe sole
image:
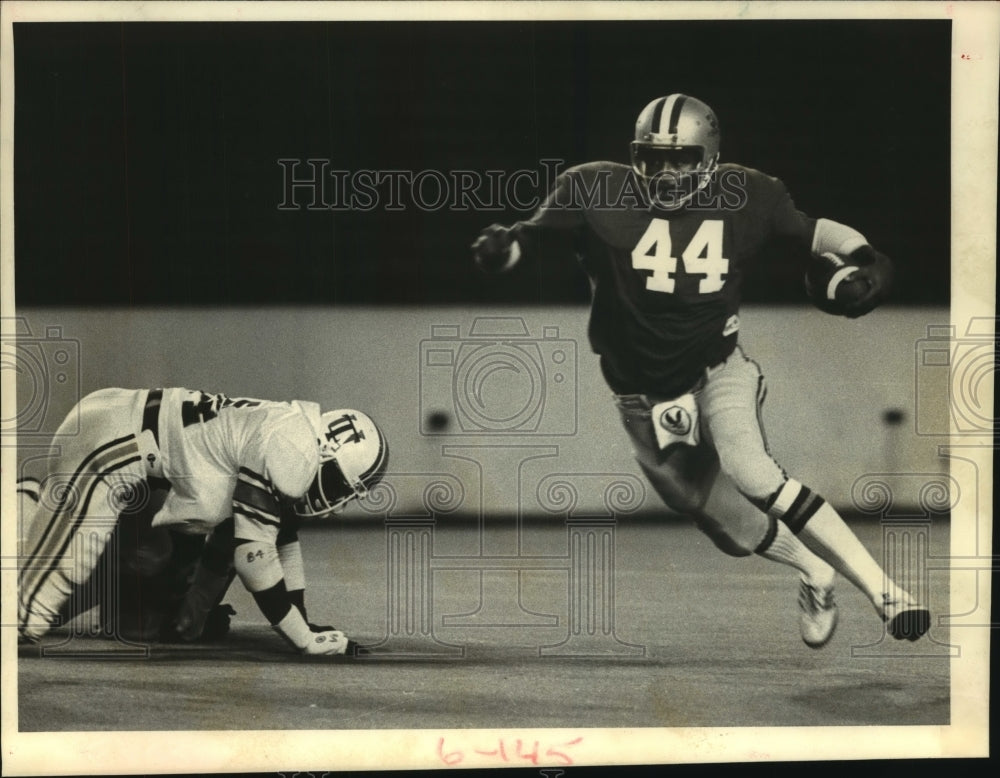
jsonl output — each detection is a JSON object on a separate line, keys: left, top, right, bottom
{"left": 886, "top": 607, "right": 931, "bottom": 641}
{"left": 802, "top": 608, "right": 839, "bottom": 649}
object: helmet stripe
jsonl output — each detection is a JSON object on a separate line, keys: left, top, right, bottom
{"left": 650, "top": 96, "right": 669, "bottom": 136}
{"left": 667, "top": 94, "right": 688, "bottom": 135}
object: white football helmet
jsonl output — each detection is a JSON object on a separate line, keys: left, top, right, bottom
{"left": 295, "top": 409, "right": 389, "bottom": 518}
{"left": 630, "top": 94, "right": 720, "bottom": 208}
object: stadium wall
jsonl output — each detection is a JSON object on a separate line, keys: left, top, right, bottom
{"left": 11, "top": 305, "right": 952, "bottom": 517}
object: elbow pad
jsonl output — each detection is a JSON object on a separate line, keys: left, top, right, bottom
{"left": 277, "top": 540, "right": 306, "bottom": 592}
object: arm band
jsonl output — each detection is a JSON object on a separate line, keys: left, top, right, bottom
{"left": 272, "top": 598, "right": 312, "bottom": 649}
{"left": 277, "top": 539, "right": 306, "bottom": 592}
{"left": 811, "top": 218, "right": 868, "bottom": 256}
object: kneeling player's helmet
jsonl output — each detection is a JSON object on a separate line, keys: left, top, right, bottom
{"left": 631, "top": 94, "right": 720, "bottom": 208}
{"left": 296, "top": 409, "right": 389, "bottom": 518}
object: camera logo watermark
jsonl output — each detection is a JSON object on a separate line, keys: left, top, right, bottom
{"left": 915, "top": 317, "right": 997, "bottom": 436}
{"left": 1, "top": 317, "right": 81, "bottom": 441}
{"left": 419, "top": 317, "right": 577, "bottom": 436}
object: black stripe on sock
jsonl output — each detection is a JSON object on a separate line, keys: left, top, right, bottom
{"left": 785, "top": 484, "right": 812, "bottom": 521}
{"left": 783, "top": 486, "right": 826, "bottom": 535}
{"left": 786, "top": 494, "right": 825, "bottom": 534}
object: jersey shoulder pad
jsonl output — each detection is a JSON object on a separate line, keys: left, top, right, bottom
{"left": 261, "top": 411, "right": 320, "bottom": 499}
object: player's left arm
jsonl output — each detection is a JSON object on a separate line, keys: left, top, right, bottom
{"left": 227, "top": 466, "right": 320, "bottom": 652}
{"left": 809, "top": 218, "right": 895, "bottom": 317}
{"left": 770, "top": 184, "right": 895, "bottom": 317}
{"left": 273, "top": 508, "right": 334, "bottom": 631}
{"left": 235, "top": 422, "right": 346, "bottom": 652}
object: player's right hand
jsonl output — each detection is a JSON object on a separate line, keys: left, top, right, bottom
{"left": 300, "top": 628, "right": 351, "bottom": 656}
{"left": 471, "top": 223, "right": 518, "bottom": 273}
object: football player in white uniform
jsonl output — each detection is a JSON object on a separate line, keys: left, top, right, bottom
{"left": 18, "top": 387, "right": 388, "bottom": 656}
{"left": 473, "top": 94, "right": 927, "bottom": 647}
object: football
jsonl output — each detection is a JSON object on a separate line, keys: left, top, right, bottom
{"left": 805, "top": 252, "right": 870, "bottom": 312}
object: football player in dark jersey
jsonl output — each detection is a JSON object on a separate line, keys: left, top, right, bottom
{"left": 473, "top": 94, "right": 925, "bottom": 647}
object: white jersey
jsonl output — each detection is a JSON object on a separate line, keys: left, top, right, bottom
{"left": 151, "top": 388, "right": 323, "bottom": 543}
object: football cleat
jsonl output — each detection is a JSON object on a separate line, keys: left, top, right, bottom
{"left": 631, "top": 94, "right": 720, "bottom": 208}
{"left": 880, "top": 593, "right": 931, "bottom": 641}
{"left": 296, "top": 409, "right": 389, "bottom": 518}
{"left": 798, "top": 578, "right": 839, "bottom": 648}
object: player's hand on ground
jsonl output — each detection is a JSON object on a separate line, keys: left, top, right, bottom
{"left": 843, "top": 246, "right": 894, "bottom": 318}
{"left": 300, "top": 628, "right": 352, "bottom": 656}
{"left": 472, "top": 223, "right": 518, "bottom": 273}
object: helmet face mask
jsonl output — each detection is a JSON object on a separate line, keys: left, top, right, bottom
{"left": 630, "top": 145, "right": 703, "bottom": 179}
{"left": 631, "top": 94, "right": 720, "bottom": 209}
{"left": 300, "top": 457, "right": 364, "bottom": 517}
{"left": 294, "top": 409, "right": 389, "bottom": 519}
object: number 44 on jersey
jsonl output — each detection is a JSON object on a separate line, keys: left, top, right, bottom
{"left": 631, "top": 218, "right": 729, "bottom": 294}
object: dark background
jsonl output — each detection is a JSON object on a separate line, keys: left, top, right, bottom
{"left": 14, "top": 20, "right": 950, "bottom": 306}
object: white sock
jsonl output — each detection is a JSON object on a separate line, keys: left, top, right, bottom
{"left": 755, "top": 516, "right": 835, "bottom": 587}
{"left": 768, "top": 479, "right": 907, "bottom": 608}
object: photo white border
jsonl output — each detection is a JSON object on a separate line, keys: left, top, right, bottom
{"left": 1, "top": 1, "right": 994, "bottom": 773}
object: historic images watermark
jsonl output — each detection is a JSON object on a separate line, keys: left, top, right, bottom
{"left": 277, "top": 158, "right": 750, "bottom": 213}
{"left": 419, "top": 317, "right": 577, "bottom": 436}
{"left": 337, "top": 314, "right": 646, "bottom": 658}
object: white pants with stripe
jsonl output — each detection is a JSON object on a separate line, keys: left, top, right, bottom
{"left": 18, "top": 388, "right": 156, "bottom": 639}
{"left": 614, "top": 347, "right": 788, "bottom": 555}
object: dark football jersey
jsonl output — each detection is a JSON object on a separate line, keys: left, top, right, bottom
{"left": 512, "top": 161, "right": 817, "bottom": 397}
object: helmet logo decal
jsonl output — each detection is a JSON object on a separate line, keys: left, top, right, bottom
{"left": 324, "top": 413, "right": 366, "bottom": 450}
